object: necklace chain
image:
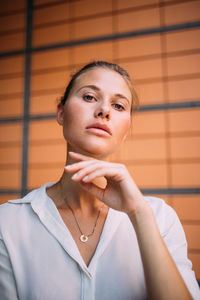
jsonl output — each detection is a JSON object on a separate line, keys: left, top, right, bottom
{"left": 67, "top": 203, "right": 104, "bottom": 243}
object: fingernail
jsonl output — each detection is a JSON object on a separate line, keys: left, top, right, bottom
{"left": 71, "top": 173, "right": 77, "bottom": 180}
{"left": 82, "top": 175, "right": 88, "bottom": 182}
{"left": 65, "top": 165, "right": 72, "bottom": 169}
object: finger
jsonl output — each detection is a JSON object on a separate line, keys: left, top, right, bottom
{"left": 81, "top": 166, "right": 120, "bottom": 183}
{"left": 70, "top": 162, "right": 103, "bottom": 181}
{"left": 65, "top": 159, "right": 96, "bottom": 173}
{"left": 68, "top": 151, "right": 94, "bottom": 161}
{"left": 79, "top": 181, "right": 105, "bottom": 201}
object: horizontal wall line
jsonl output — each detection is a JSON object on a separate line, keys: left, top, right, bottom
{"left": 0, "top": 100, "right": 199, "bottom": 123}
{"left": 0, "top": 21, "right": 200, "bottom": 58}
{"left": 0, "top": 0, "right": 193, "bottom": 32}
{"left": 182, "top": 220, "right": 200, "bottom": 226}
{"left": 188, "top": 249, "right": 200, "bottom": 254}
{"left": 1, "top": 48, "right": 200, "bottom": 80}
{"left": 0, "top": 187, "right": 200, "bottom": 196}
{"left": 141, "top": 188, "right": 200, "bottom": 195}
{"left": 137, "top": 101, "right": 200, "bottom": 112}
{"left": 0, "top": 189, "right": 21, "bottom": 195}
{"left": 0, "top": 117, "right": 22, "bottom": 123}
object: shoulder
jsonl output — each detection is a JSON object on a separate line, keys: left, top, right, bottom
{"left": 0, "top": 183, "right": 54, "bottom": 235}
{"left": 144, "top": 195, "right": 182, "bottom": 236}
{"left": 144, "top": 195, "right": 176, "bottom": 219}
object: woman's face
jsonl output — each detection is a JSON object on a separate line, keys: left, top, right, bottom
{"left": 57, "top": 68, "right": 132, "bottom": 158}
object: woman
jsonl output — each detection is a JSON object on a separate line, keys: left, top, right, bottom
{"left": 0, "top": 61, "right": 199, "bottom": 300}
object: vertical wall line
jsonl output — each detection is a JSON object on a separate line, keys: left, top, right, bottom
{"left": 21, "top": 0, "right": 33, "bottom": 197}
{"left": 159, "top": 0, "right": 173, "bottom": 205}
{"left": 112, "top": 0, "right": 118, "bottom": 61}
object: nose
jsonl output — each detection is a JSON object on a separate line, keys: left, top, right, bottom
{"left": 94, "top": 102, "right": 110, "bottom": 120}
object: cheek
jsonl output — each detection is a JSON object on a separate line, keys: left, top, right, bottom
{"left": 64, "top": 102, "right": 85, "bottom": 122}
{"left": 116, "top": 116, "right": 131, "bottom": 139}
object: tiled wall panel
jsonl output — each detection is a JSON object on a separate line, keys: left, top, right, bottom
{"left": 166, "top": 28, "right": 200, "bottom": 52}
{"left": 29, "top": 120, "right": 63, "bottom": 141}
{"left": 172, "top": 195, "right": 200, "bottom": 221}
{"left": 28, "top": 166, "right": 62, "bottom": 189}
{"left": 0, "top": 195, "right": 19, "bottom": 205}
{"left": 117, "top": 8, "right": 160, "bottom": 32}
{"left": 121, "top": 138, "right": 167, "bottom": 161}
{"left": 0, "top": 98, "right": 23, "bottom": 117}
{"left": 30, "top": 93, "right": 61, "bottom": 114}
{"left": 121, "top": 58, "right": 163, "bottom": 81}
{"left": 0, "top": 77, "right": 23, "bottom": 95}
{"left": 184, "top": 225, "right": 200, "bottom": 250}
{"left": 117, "top": 35, "right": 162, "bottom": 59}
{"left": 34, "top": 3, "right": 70, "bottom": 26}
{"left": 170, "top": 136, "right": 200, "bottom": 159}
{"left": 73, "top": 16, "right": 113, "bottom": 40}
{"left": 0, "top": 56, "right": 24, "bottom": 75}
{"left": 71, "top": 41, "right": 113, "bottom": 65}
{"left": 0, "top": 13, "right": 25, "bottom": 33}
{"left": 171, "top": 163, "right": 200, "bottom": 187}
{"left": 189, "top": 253, "right": 200, "bottom": 279}
{"left": 31, "top": 70, "right": 70, "bottom": 92}
{"left": 0, "top": 0, "right": 200, "bottom": 280}
{"left": 168, "top": 109, "right": 200, "bottom": 133}
{"left": 164, "top": 1, "right": 200, "bottom": 25}
{"left": 0, "top": 146, "right": 21, "bottom": 165}
{"left": 0, "top": 0, "right": 25, "bottom": 14}
{"left": 128, "top": 164, "right": 168, "bottom": 188}
{"left": 116, "top": 0, "right": 159, "bottom": 10}
{"left": 71, "top": 0, "right": 112, "bottom": 17}
{"left": 0, "top": 169, "right": 21, "bottom": 189}
{"left": 32, "top": 49, "right": 70, "bottom": 70}
{"left": 136, "top": 82, "right": 165, "bottom": 105}
{"left": 0, "top": 123, "right": 22, "bottom": 143}
{"left": 29, "top": 144, "right": 65, "bottom": 164}
{"left": 167, "top": 53, "right": 200, "bottom": 77}
{"left": 0, "top": 32, "right": 25, "bottom": 52}
{"left": 131, "top": 111, "right": 166, "bottom": 136}
{"left": 33, "top": 23, "right": 70, "bottom": 46}
{"left": 168, "top": 78, "right": 200, "bottom": 102}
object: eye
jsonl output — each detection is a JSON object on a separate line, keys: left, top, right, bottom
{"left": 83, "top": 94, "right": 96, "bottom": 102}
{"left": 113, "top": 103, "right": 125, "bottom": 111}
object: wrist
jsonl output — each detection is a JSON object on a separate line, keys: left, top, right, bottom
{"left": 127, "top": 201, "right": 154, "bottom": 226}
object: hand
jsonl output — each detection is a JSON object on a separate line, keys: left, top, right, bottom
{"left": 65, "top": 152, "right": 147, "bottom": 215}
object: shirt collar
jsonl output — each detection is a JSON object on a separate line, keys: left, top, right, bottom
{"left": 8, "top": 182, "right": 55, "bottom": 204}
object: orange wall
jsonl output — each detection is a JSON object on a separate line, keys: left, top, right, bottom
{"left": 0, "top": 0, "right": 200, "bottom": 279}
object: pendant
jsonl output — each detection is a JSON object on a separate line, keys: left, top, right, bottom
{"left": 80, "top": 235, "right": 88, "bottom": 243}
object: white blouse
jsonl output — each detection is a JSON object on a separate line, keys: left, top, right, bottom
{"left": 0, "top": 182, "right": 199, "bottom": 300}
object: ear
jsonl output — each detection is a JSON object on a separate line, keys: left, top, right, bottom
{"left": 56, "top": 103, "right": 65, "bottom": 126}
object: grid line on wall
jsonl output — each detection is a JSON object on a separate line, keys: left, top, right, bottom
{"left": 0, "top": 187, "right": 200, "bottom": 196}
{"left": 0, "top": 1, "right": 200, "bottom": 197}
{"left": 0, "top": 20, "right": 200, "bottom": 58}
{"left": 0, "top": 101, "right": 200, "bottom": 124}
{"left": 21, "top": 0, "right": 33, "bottom": 197}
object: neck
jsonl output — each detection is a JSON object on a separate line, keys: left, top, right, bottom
{"left": 47, "top": 170, "right": 105, "bottom": 216}
{"left": 47, "top": 147, "right": 108, "bottom": 214}
{"left": 57, "top": 172, "right": 102, "bottom": 212}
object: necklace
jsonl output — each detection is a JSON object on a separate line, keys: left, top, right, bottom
{"left": 67, "top": 203, "right": 104, "bottom": 243}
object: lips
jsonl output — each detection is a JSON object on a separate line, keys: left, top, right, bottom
{"left": 86, "top": 122, "right": 112, "bottom": 136}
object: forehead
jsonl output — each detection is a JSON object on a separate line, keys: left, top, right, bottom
{"left": 72, "top": 68, "right": 132, "bottom": 101}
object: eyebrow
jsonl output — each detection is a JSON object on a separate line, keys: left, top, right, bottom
{"left": 77, "top": 85, "right": 131, "bottom": 105}
{"left": 77, "top": 85, "right": 100, "bottom": 93}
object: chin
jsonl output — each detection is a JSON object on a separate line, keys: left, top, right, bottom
{"left": 84, "top": 145, "right": 114, "bottom": 159}
{"left": 69, "top": 139, "right": 116, "bottom": 159}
